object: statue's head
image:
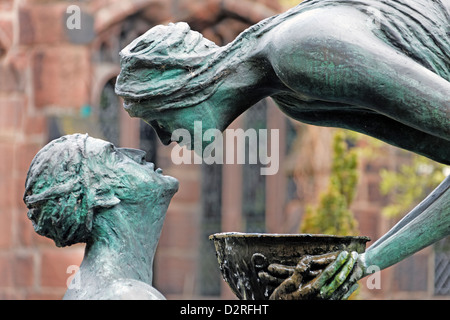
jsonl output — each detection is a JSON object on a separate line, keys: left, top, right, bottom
{"left": 23, "top": 134, "right": 178, "bottom": 247}
{"left": 115, "top": 23, "right": 229, "bottom": 150}
{"left": 115, "top": 22, "right": 221, "bottom": 112}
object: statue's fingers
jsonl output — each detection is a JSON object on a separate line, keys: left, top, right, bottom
{"left": 341, "top": 283, "right": 359, "bottom": 300}
{"left": 269, "top": 277, "right": 298, "bottom": 300}
{"left": 312, "top": 251, "right": 349, "bottom": 291}
{"left": 320, "top": 251, "right": 358, "bottom": 299}
{"left": 258, "top": 271, "right": 285, "bottom": 286}
{"left": 329, "top": 259, "right": 364, "bottom": 300}
{"left": 267, "top": 264, "right": 295, "bottom": 278}
{"left": 309, "top": 269, "right": 322, "bottom": 277}
{"left": 293, "top": 255, "right": 315, "bottom": 275}
{"left": 328, "top": 282, "right": 359, "bottom": 300}
{"left": 310, "top": 252, "right": 339, "bottom": 267}
{"left": 270, "top": 286, "right": 297, "bottom": 300}
{"left": 307, "top": 252, "right": 340, "bottom": 278}
{"left": 287, "top": 289, "right": 305, "bottom": 300}
{"left": 328, "top": 281, "right": 356, "bottom": 300}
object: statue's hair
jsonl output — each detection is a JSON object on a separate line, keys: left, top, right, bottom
{"left": 23, "top": 134, "right": 119, "bottom": 247}
{"left": 115, "top": 22, "right": 223, "bottom": 114}
{"left": 116, "top": 0, "right": 449, "bottom": 117}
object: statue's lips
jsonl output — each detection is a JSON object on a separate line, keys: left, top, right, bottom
{"left": 122, "top": 97, "right": 147, "bottom": 111}
{"left": 146, "top": 162, "right": 162, "bottom": 174}
{"left": 120, "top": 98, "right": 173, "bottom": 146}
{"left": 146, "top": 162, "right": 179, "bottom": 192}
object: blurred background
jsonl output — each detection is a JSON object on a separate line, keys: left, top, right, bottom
{"left": 0, "top": 0, "right": 448, "bottom": 299}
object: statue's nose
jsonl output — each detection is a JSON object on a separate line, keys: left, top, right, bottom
{"left": 118, "top": 148, "right": 147, "bottom": 164}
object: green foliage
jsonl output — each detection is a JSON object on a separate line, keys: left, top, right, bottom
{"left": 301, "top": 130, "right": 359, "bottom": 236}
{"left": 380, "top": 154, "right": 447, "bottom": 218}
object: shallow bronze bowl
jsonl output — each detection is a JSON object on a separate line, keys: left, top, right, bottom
{"left": 209, "top": 232, "right": 370, "bottom": 300}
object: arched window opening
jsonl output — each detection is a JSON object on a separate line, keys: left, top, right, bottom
{"left": 98, "top": 78, "right": 121, "bottom": 146}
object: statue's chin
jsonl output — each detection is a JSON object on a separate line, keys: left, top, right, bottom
{"left": 122, "top": 98, "right": 147, "bottom": 116}
{"left": 122, "top": 99, "right": 134, "bottom": 111}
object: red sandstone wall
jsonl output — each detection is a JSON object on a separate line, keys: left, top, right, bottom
{"left": 0, "top": 0, "right": 90, "bottom": 299}
{"left": 0, "top": 0, "right": 282, "bottom": 300}
{"left": 0, "top": 0, "right": 436, "bottom": 300}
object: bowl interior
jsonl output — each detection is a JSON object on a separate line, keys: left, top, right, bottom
{"left": 209, "top": 232, "right": 370, "bottom": 300}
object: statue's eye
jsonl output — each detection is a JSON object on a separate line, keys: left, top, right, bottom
{"left": 108, "top": 144, "right": 116, "bottom": 153}
{"left": 139, "top": 155, "right": 146, "bottom": 165}
{"left": 117, "top": 148, "right": 147, "bottom": 165}
{"left": 130, "top": 40, "right": 153, "bottom": 53}
{"left": 108, "top": 144, "right": 122, "bottom": 161}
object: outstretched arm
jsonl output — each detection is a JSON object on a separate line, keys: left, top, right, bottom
{"left": 369, "top": 175, "right": 450, "bottom": 253}
{"left": 325, "top": 175, "right": 450, "bottom": 299}
{"left": 364, "top": 177, "right": 450, "bottom": 272}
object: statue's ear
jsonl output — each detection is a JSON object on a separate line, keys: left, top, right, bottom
{"left": 90, "top": 188, "right": 121, "bottom": 209}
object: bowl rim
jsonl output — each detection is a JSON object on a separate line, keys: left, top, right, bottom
{"left": 209, "top": 232, "right": 370, "bottom": 242}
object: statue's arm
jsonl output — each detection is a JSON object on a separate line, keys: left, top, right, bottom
{"left": 321, "top": 184, "right": 450, "bottom": 299}
{"left": 367, "top": 176, "right": 450, "bottom": 254}
{"left": 363, "top": 179, "right": 450, "bottom": 272}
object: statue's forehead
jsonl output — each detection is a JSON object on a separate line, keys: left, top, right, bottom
{"left": 84, "top": 137, "right": 112, "bottom": 155}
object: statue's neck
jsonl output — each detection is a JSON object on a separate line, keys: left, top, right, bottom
{"left": 80, "top": 205, "right": 163, "bottom": 286}
{"left": 208, "top": 46, "right": 285, "bottom": 130}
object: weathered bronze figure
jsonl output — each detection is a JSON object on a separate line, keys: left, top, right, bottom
{"left": 115, "top": 0, "right": 449, "bottom": 299}
{"left": 116, "top": 0, "right": 449, "bottom": 163}
{"left": 23, "top": 134, "right": 179, "bottom": 299}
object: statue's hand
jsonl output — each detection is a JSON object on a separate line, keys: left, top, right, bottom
{"left": 258, "top": 251, "right": 362, "bottom": 300}
{"left": 321, "top": 252, "right": 367, "bottom": 300}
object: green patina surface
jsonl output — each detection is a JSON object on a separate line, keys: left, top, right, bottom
{"left": 23, "top": 0, "right": 449, "bottom": 300}
{"left": 114, "top": 0, "right": 449, "bottom": 300}
{"left": 23, "top": 134, "right": 178, "bottom": 299}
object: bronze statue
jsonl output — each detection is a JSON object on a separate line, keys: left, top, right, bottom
{"left": 115, "top": 0, "right": 449, "bottom": 299}
{"left": 23, "top": 134, "right": 179, "bottom": 299}
{"left": 116, "top": 0, "right": 449, "bottom": 164}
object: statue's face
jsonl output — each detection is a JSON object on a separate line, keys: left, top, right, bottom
{"left": 132, "top": 102, "right": 221, "bottom": 154}
{"left": 85, "top": 138, "right": 179, "bottom": 211}
{"left": 117, "top": 22, "right": 224, "bottom": 154}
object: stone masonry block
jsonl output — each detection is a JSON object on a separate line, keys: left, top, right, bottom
{"left": 33, "top": 46, "right": 91, "bottom": 109}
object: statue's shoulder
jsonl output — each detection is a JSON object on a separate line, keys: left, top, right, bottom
{"left": 64, "top": 278, "right": 166, "bottom": 300}
{"left": 100, "top": 279, "right": 166, "bottom": 300}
